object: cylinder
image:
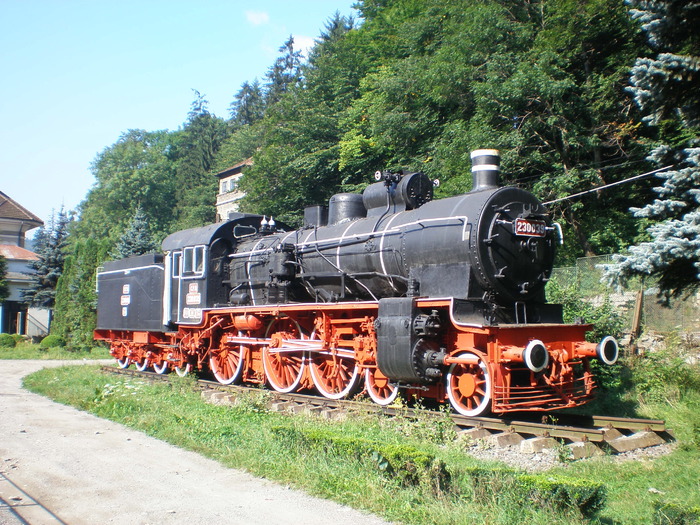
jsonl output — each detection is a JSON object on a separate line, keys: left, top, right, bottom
{"left": 328, "top": 193, "right": 366, "bottom": 225}
{"left": 232, "top": 314, "right": 263, "bottom": 331}
{"left": 471, "top": 149, "right": 500, "bottom": 192}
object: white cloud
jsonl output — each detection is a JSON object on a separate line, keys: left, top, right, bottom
{"left": 245, "top": 11, "right": 269, "bottom": 26}
{"left": 293, "top": 34, "right": 316, "bottom": 59}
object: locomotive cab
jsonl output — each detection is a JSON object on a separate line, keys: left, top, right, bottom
{"left": 161, "top": 214, "right": 291, "bottom": 326}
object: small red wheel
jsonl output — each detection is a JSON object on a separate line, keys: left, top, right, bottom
{"left": 445, "top": 351, "right": 491, "bottom": 416}
{"left": 152, "top": 359, "right": 168, "bottom": 375}
{"left": 364, "top": 367, "right": 398, "bottom": 406}
{"left": 116, "top": 357, "right": 130, "bottom": 369}
{"left": 262, "top": 318, "right": 306, "bottom": 393}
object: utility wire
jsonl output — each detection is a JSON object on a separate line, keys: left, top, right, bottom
{"left": 543, "top": 165, "right": 674, "bottom": 205}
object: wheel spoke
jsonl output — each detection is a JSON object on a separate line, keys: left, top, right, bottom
{"left": 263, "top": 319, "right": 306, "bottom": 393}
{"left": 446, "top": 351, "right": 491, "bottom": 417}
{"left": 365, "top": 368, "right": 398, "bottom": 406}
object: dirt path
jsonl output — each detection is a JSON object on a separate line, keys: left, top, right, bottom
{"left": 0, "top": 360, "right": 392, "bottom": 525}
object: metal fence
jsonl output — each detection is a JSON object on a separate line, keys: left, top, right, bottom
{"left": 550, "top": 255, "right": 700, "bottom": 335}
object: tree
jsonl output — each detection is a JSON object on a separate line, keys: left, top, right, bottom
{"left": 75, "top": 129, "right": 177, "bottom": 245}
{"left": 0, "top": 255, "right": 8, "bottom": 303}
{"left": 23, "top": 208, "right": 71, "bottom": 308}
{"left": 52, "top": 237, "right": 111, "bottom": 350}
{"left": 171, "top": 90, "right": 231, "bottom": 229}
{"left": 229, "top": 79, "right": 266, "bottom": 127}
{"left": 264, "top": 36, "right": 303, "bottom": 105}
{"left": 609, "top": 0, "right": 700, "bottom": 299}
{"left": 113, "top": 207, "right": 158, "bottom": 259}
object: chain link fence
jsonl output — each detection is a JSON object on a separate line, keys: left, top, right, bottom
{"left": 550, "top": 255, "right": 700, "bottom": 335}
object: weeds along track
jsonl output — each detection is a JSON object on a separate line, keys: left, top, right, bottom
{"left": 101, "top": 365, "right": 674, "bottom": 458}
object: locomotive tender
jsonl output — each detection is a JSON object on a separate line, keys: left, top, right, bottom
{"left": 95, "top": 149, "right": 619, "bottom": 416}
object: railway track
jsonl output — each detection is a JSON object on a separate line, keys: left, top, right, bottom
{"left": 101, "top": 365, "right": 674, "bottom": 459}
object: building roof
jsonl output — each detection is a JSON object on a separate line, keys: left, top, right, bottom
{"left": 0, "top": 244, "right": 39, "bottom": 261}
{"left": 215, "top": 158, "right": 253, "bottom": 179}
{"left": 0, "top": 191, "right": 43, "bottom": 227}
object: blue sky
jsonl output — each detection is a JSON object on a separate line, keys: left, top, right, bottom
{"left": 0, "top": 0, "right": 358, "bottom": 230}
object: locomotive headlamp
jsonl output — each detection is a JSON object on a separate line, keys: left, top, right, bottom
{"left": 523, "top": 339, "right": 549, "bottom": 373}
{"left": 596, "top": 336, "right": 619, "bottom": 365}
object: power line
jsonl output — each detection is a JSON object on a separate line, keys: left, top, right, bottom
{"left": 543, "top": 165, "right": 674, "bottom": 205}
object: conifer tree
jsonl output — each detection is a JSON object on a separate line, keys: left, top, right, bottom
{"left": 264, "top": 36, "right": 303, "bottom": 105}
{"left": 113, "top": 207, "right": 158, "bottom": 259}
{"left": 229, "top": 79, "right": 266, "bottom": 127}
{"left": 611, "top": 0, "right": 700, "bottom": 299}
{"left": 23, "top": 208, "right": 71, "bottom": 308}
{"left": 0, "top": 255, "right": 8, "bottom": 302}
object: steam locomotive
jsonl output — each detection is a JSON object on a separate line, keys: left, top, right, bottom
{"left": 94, "top": 150, "right": 619, "bottom": 416}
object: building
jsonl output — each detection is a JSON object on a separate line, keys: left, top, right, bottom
{"left": 0, "top": 191, "right": 48, "bottom": 336}
{"left": 215, "top": 158, "right": 251, "bottom": 222}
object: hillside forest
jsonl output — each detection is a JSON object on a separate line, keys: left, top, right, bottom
{"left": 36, "top": 0, "right": 697, "bottom": 349}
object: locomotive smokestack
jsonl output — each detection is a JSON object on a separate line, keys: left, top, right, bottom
{"left": 470, "top": 149, "right": 500, "bottom": 192}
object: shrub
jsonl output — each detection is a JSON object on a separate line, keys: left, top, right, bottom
{"left": 462, "top": 467, "right": 606, "bottom": 519}
{"left": 0, "top": 333, "right": 16, "bottom": 348}
{"left": 11, "top": 333, "right": 24, "bottom": 343}
{"left": 40, "top": 334, "right": 66, "bottom": 349}
{"left": 653, "top": 501, "right": 700, "bottom": 524}
{"left": 518, "top": 474, "right": 607, "bottom": 519}
{"left": 270, "top": 425, "right": 449, "bottom": 489}
{"left": 546, "top": 279, "right": 625, "bottom": 342}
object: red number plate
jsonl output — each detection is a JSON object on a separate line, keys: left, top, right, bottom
{"left": 514, "top": 218, "right": 547, "bottom": 237}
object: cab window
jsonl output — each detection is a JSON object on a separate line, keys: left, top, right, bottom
{"left": 183, "top": 246, "right": 205, "bottom": 277}
{"left": 172, "top": 252, "right": 182, "bottom": 277}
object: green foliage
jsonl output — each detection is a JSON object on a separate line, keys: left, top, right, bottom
{"left": 609, "top": 0, "right": 700, "bottom": 298}
{"left": 52, "top": 237, "right": 112, "bottom": 351}
{"left": 75, "top": 129, "right": 178, "bottom": 247}
{"left": 462, "top": 466, "right": 606, "bottom": 519}
{"left": 0, "top": 255, "right": 8, "bottom": 302}
{"left": 630, "top": 335, "right": 700, "bottom": 405}
{"left": 23, "top": 207, "right": 71, "bottom": 308}
{"left": 546, "top": 278, "right": 625, "bottom": 341}
{"left": 653, "top": 501, "right": 700, "bottom": 525}
{"left": 112, "top": 207, "right": 157, "bottom": 259}
{"left": 39, "top": 334, "right": 66, "bottom": 349}
{"left": 0, "top": 333, "right": 16, "bottom": 348}
{"left": 271, "top": 425, "right": 446, "bottom": 488}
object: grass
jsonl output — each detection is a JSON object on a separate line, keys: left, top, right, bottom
{"left": 0, "top": 341, "right": 111, "bottom": 360}
{"left": 11, "top": 334, "right": 700, "bottom": 524}
{"left": 24, "top": 365, "right": 597, "bottom": 525}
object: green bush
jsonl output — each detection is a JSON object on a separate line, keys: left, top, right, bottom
{"left": 546, "top": 279, "right": 625, "bottom": 342}
{"left": 653, "top": 501, "right": 700, "bottom": 524}
{"left": 0, "top": 333, "right": 16, "bottom": 348}
{"left": 270, "top": 426, "right": 448, "bottom": 488}
{"left": 39, "top": 334, "right": 66, "bottom": 349}
{"left": 462, "top": 467, "right": 606, "bottom": 519}
{"left": 11, "top": 333, "right": 24, "bottom": 343}
{"left": 518, "top": 474, "right": 607, "bottom": 519}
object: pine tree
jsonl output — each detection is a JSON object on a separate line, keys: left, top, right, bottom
{"left": 264, "top": 36, "right": 303, "bottom": 105}
{"left": 610, "top": 0, "right": 700, "bottom": 299}
{"left": 229, "top": 79, "right": 266, "bottom": 127}
{"left": 23, "top": 208, "right": 71, "bottom": 308}
{"left": 0, "top": 255, "right": 9, "bottom": 302}
{"left": 113, "top": 207, "right": 157, "bottom": 259}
